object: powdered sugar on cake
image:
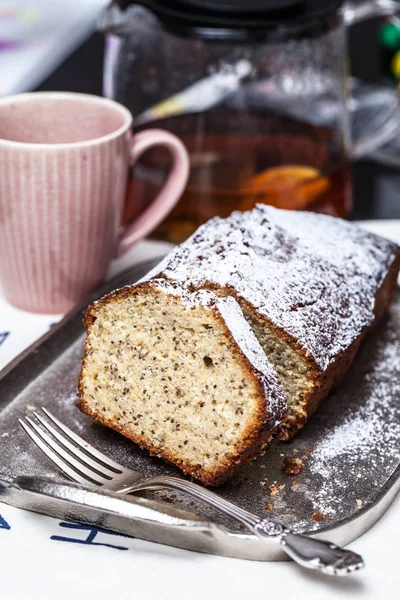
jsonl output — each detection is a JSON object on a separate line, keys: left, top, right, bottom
{"left": 154, "top": 206, "right": 399, "bottom": 370}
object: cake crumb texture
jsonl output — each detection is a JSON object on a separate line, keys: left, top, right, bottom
{"left": 79, "top": 281, "right": 286, "bottom": 485}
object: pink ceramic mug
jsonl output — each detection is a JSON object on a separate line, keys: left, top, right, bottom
{"left": 0, "top": 92, "right": 189, "bottom": 314}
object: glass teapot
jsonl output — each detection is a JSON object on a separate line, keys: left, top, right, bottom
{"left": 101, "top": 0, "right": 400, "bottom": 243}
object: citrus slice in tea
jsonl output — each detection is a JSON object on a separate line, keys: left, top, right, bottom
{"left": 240, "top": 165, "right": 331, "bottom": 211}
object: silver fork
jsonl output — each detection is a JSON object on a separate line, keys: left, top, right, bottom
{"left": 20, "top": 407, "right": 364, "bottom": 576}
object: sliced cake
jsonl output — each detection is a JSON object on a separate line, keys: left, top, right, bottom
{"left": 78, "top": 206, "right": 400, "bottom": 485}
{"left": 79, "top": 279, "right": 286, "bottom": 486}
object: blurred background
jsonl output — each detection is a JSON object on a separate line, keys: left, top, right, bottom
{"left": 1, "top": 0, "right": 400, "bottom": 226}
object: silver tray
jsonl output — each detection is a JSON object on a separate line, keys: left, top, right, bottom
{"left": 0, "top": 258, "right": 399, "bottom": 561}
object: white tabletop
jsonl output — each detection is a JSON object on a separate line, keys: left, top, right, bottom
{"left": 0, "top": 224, "right": 399, "bottom": 600}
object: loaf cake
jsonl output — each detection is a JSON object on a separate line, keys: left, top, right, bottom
{"left": 79, "top": 206, "right": 400, "bottom": 484}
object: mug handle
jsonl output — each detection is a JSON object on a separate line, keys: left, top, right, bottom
{"left": 117, "top": 129, "right": 189, "bottom": 257}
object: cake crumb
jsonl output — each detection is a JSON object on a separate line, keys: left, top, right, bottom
{"left": 264, "top": 503, "right": 273, "bottom": 510}
{"left": 26, "top": 404, "right": 37, "bottom": 412}
{"left": 269, "top": 481, "right": 285, "bottom": 497}
{"left": 356, "top": 499, "right": 363, "bottom": 507}
{"left": 282, "top": 457, "right": 303, "bottom": 475}
{"left": 307, "top": 447, "right": 313, "bottom": 453}
{"left": 312, "top": 511, "right": 324, "bottom": 521}
{"left": 260, "top": 481, "right": 267, "bottom": 487}
{"left": 311, "top": 511, "right": 332, "bottom": 521}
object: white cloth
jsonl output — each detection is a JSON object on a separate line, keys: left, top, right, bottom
{"left": 0, "top": 228, "right": 399, "bottom": 600}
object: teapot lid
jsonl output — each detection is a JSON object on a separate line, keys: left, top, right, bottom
{"left": 115, "top": 0, "right": 343, "bottom": 38}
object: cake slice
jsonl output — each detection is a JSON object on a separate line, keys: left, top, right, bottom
{"left": 79, "top": 280, "right": 286, "bottom": 486}
{"left": 149, "top": 205, "right": 400, "bottom": 440}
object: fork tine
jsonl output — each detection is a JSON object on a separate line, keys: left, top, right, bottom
{"left": 19, "top": 419, "right": 94, "bottom": 486}
{"left": 33, "top": 412, "right": 117, "bottom": 478}
{"left": 20, "top": 417, "right": 109, "bottom": 486}
{"left": 41, "top": 407, "right": 123, "bottom": 472}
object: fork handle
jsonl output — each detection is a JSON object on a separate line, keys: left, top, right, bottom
{"left": 124, "top": 476, "right": 364, "bottom": 576}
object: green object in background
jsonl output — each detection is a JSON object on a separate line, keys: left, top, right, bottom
{"left": 379, "top": 18, "right": 400, "bottom": 83}
{"left": 379, "top": 20, "right": 400, "bottom": 50}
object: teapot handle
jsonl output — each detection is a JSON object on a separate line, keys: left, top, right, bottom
{"left": 343, "top": 0, "right": 399, "bottom": 25}
{"left": 342, "top": 0, "right": 400, "bottom": 158}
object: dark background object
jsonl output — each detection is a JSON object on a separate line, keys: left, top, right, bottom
{"left": 36, "top": 18, "right": 400, "bottom": 221}
{"left": 108, "top": 0, "right": 344, "bottom": 38}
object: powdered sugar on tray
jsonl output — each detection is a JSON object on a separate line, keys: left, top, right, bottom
{"left": 304, "top": 317, "right": 400, "bottom": 523}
